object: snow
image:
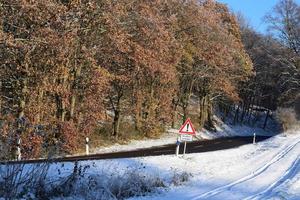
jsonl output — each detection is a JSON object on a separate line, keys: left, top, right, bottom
{"left": 101, "top": 131, "right": 299, "bottom": 200}
{"left": 2, "top": 124, "right": 300, "bottom": 199}
{"left": 126, "top": 132, "right": 300, "bottom": 200}
{"left": 203, "top": 116, "right": 279, "bottom": 139}
{"left": 93, "top": 129, "right": 179, "bottom": 154}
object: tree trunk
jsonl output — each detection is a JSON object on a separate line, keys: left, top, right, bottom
{"left": 70, "top": 64, "right": 82, "bottom": 120}
{"left": 205, "top": 95, "right": 214, "bottom": 130}
{"left": 110, "top": 93, "right": 123, "bottom": 139}
{"left": 223, "top": 104, "right": 231, "bottom": 123}
{"left": 132, "top": 76, "right": 142, "bottom": 132}
{"left": 198, "top": 95, "right": 204, "bottom": 128}
{"left": 233, "top": 104, "right": 240, "bottom": 125}
{"left": 36, "top": 88, "right": 44, "bottom": 123}
{"left": 180, "top": 80, "right": 194, "bottom": 124}
{"left": 202, "top": 96, "right": 207, "bottom": 126}
{"left": 18, "top": 78, "right": 28, "bottom": 119}
{"left": 244, "top": 96, "right": 252, "bottom": 119}
{"left": 61, "top": 102, "right": 66, "bottom": 122}
{"left": 70, "top": 95, "right": 76, "bottom": 119}
{"left": 181, "top": 94, "right": 191, "bottom": 124}
{"left": 240, "top": 101, "right": 246, "bottom": 123}
{"left": 0, "top": 80, "right": 2, "bottom": 114}
{"left": 134, "top": 107, "right": 142, "bottom": 132}
{"left": 263, "top": 110, "right": 270, "bottom": 130}
{"left": 147, "top": 81, "right": 155, "bottom": 122}
{"left": 133, "top": 89, "right": 142, "bottom": 132}
{"left": 55, "top": 74, "right": 68, "bottom": 122}
{"left": 247, "top": 97, "right": 255, "bottom": 124}
{"left": 112, "top": 109, "right": 121, "bottom": 139}
{"left": 182, "top": 104, "right": 188, "bottom": 123}
{"left": 171, "top": 99, "right": 178, "bottom": 128}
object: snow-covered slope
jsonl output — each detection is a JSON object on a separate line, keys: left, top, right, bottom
{"left": 2, "top": 128, "right": 299, "bottom": 200}
{"left": 128, "top": 131, "right": 300, "bottom": 200}
{"left": 23, "top": 130, "right": 299, "bottom": 200}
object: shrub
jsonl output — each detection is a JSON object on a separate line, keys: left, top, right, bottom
{"left": 170, "top": 171, "right": 192, "bottom": 186}
{"left": 0, "top": 162, "right": 193, "bottom": 200}
{"left": 0, "top": 162, "right": 50, "bottom": 199}
{"left": 276, "top": 107, "right": 300, "bottom": 132}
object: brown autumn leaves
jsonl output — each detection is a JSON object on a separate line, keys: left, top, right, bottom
{"left": 0, "top": 0, "right": 252, "bottom": 158}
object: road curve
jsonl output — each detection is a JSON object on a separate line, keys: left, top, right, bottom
{"left": 191, "top": 136, "right": 300, "bottom": 200}
{"left": 0, "top": 136, "right": 271, "bottom": 165}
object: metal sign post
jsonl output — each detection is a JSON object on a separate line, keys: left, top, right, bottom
{"left": 183, "top": 141, "right": 187, "bottom": 157}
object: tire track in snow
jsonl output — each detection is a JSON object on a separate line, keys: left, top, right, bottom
{"left": 191, "top": 137, "right": 300, "bottom": 200}
{"left": 245, "top": 149, "right": 300, "bottom": 200}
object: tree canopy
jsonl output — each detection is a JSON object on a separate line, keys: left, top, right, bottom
{"left": 1, "top": 0, "right": 253, "bottom": 158}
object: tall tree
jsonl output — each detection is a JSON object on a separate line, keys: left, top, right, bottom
{"left": 163, "top": 0, "right": 252, "bottom": 128}
{"left": 265, "top": 0, "right": 300, "bottom": 55}
{"left": 264, "top": 0, "right": 300, "bottom": 107}
{"left": 0, "top": 0, "right": 109, "bottom": 156}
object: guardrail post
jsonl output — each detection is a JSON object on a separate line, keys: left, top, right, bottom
{"left": 86, "top": 137, "right": 89, "bottom": 155}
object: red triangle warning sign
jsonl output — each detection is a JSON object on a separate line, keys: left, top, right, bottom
{"left": 179, "top": 118, "right": 196, "bottom": 135}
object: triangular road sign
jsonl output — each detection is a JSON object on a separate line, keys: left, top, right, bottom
{"left": 179, "top": 118, "right": 196, "bottom": 135}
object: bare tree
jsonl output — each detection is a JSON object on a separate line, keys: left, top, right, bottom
{"left": 265, "top": 0, "right": 300, "bottom": 55}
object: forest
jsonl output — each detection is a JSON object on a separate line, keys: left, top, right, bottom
{"left": 0, "top": 0, "right": 299, "bottom": 159}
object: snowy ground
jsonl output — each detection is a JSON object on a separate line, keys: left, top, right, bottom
{"left": 93, "top": 129, "right": 180, "bottom": 154}
{"left": 37, "top": 129, "right": 300, "bottom": 200}
{"left": 127, "top": 131, "right": 300, "bottom": 200}
{"left": 2, "top": 121, "right": 299, "bottom": 200}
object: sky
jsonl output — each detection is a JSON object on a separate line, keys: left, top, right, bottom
{"left": 217, "top": 0, "right": 300, "bottom": 33}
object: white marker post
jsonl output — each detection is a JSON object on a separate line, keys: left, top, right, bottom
{"left": 253, "top": 133, "right": 256, "bottom": 144}
{"left": 175, "top": 136, "right": 180, "bottom": 157}
{"left": 85, "top": 137, "right": 90, "bottom": 155}
{"left": 17, "top": 138, "right": 21, "bottom": 161}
